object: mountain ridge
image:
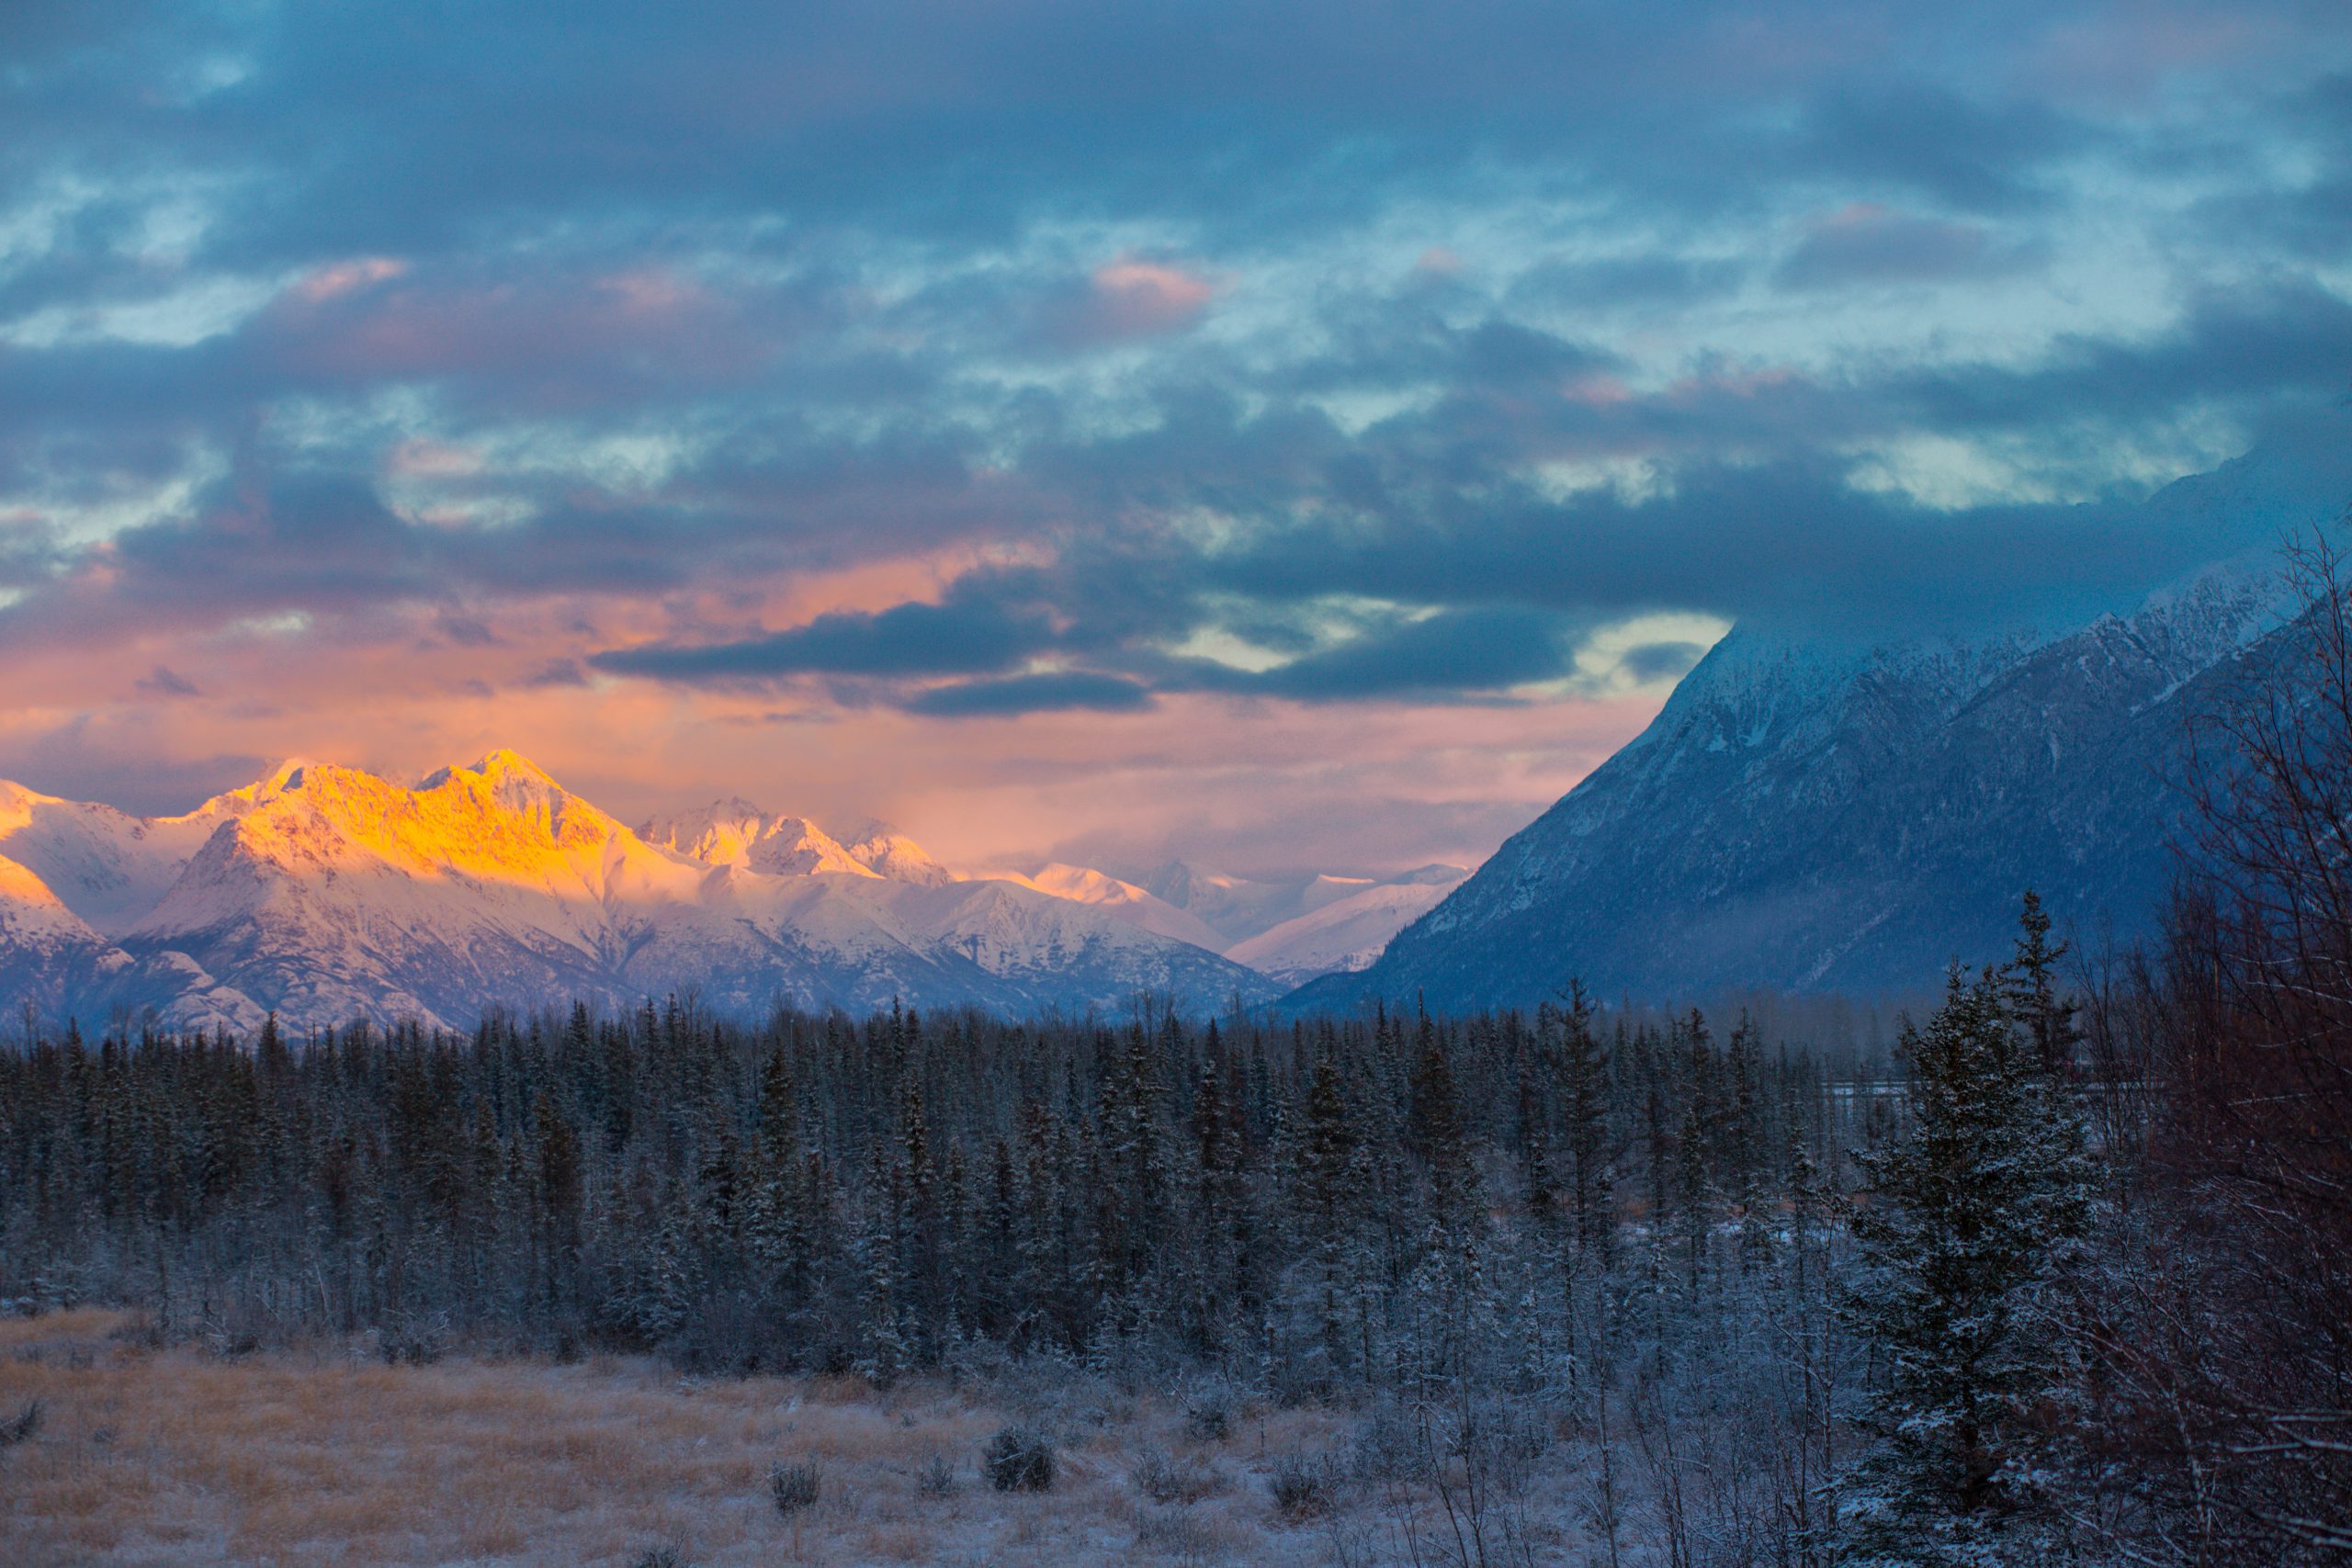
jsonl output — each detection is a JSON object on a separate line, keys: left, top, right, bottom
{"left": 0, "top": 752, "right": 1289, "bottom": 1031}
{"left": 1291, "top": 532, "right": 2330, "bottom": 1013}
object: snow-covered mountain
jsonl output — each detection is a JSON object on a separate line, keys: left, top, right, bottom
{"left": 639, "top": 799, "right": 879, "bottom": 877}
{"left": 1223, "top": 865, "right": 1469, "bottom": 987}
{"left": 0, "top": 751, "right": 1280, "bottom": 1031}
{"left": 839, "top": 823, "right": 957, "bottom": 886}
{"left": 1141, "top": 861, "right": 1467, "bottom": 952}
{"left": 972, "top": 863, "right": 1228, "bottom": 950}
{"left": 1295, "top": 440, "right": 2347, "bottom": 1011}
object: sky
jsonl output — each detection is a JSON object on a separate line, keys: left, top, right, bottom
{"left": 1, "top": 0, "right": 2348, "bottom": 877}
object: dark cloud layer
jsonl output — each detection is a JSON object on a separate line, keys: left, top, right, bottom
{"left": 908, "top": 671, "right": 1157, "bottom": 717}
{"left": 2, "top": 0, "right": 2350, "bottom": 808}
{"left": 592, "top": 594, "right": 1056, "bottom": 682}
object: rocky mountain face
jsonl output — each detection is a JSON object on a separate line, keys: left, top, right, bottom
{"left": 0, "top": 751, "right": 1280, "bottom": 1032}
{"left": 1295, "top": 446, "right": 2349, "bottom": 1012}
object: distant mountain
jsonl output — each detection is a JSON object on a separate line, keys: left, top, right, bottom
{"left": 838, "top": 823, "right": 958, "bottom": 886}
{"left": 639, "top": 799, "right": 878, "bottom": 877}
{"left": 1141, "top": 861, "right": 1462, "bottom": 948}
{"left": 0, "top": 751, "right": 1278, "bottom": 1031}
{"left": 973, "top": 863, "right": 1229, "bottom": 950}
{"left": 1220, "top": 865, "right": 1469, "bottom": 987}
{"left": 1295, "top": 441, "right": 2351, "bottom": 1012}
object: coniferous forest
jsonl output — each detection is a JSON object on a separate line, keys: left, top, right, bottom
{"left": 6, "top": 574, "right": 2352, "bottom": 1566}
{"left": 4, "top": 883, "right": 2347, "bottom": 1565}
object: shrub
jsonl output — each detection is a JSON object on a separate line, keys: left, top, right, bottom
{"left": 983, "top": 1425, "right": 1056, "bottom": 1492}
{"left": 206, "top": 1322, "right": 260, "bottom": 1359}
{"left": 768, "top": 1459, "right": 821, "bottom": 1517}
{"left": 917, "top": 1450, "right": 956, "bottom": 1497}
{"left": 1182, "top": 1386, "right": 1234, "bottom": 1443}
{"left": 0, "top": 1401, "right": 40, "bottom": 1450}
{"left": 1136, "top": 1505, "right": 1228, "bottom": 1562}
{"left": 1132, "top": 1447, "right": 1227, "bottom": 1506}
{"left": 1269, "top": 1453, "right": 1336, "bottom": 1521}
{"left": 631, "top": 1548, "right": 689, "bottom": 1568}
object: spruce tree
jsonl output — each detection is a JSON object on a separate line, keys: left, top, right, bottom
{"left": 1557, "top": 980, "right": 1613, "bottom": 1264}
{"left": 1840, "top": 967, "right": 2092, "bottom": 1564}
{"left": 2004, "top": 889, "right": 2081, "bottom": 1077}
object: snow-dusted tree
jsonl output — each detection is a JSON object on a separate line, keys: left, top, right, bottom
{"left": 2004, "top": 889, "right": 2081, "bottom": 1077}
{"left": 1557, "top": 981, "right": 1614, "bottom": 1267}
{"left": 1839, "top": 964, "right": 2092, "bottom": 1564}
{"left": 625, "top": 1182, "right": 700, "bottom": 1344}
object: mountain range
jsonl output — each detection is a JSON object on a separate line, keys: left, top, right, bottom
{"left": 0, "top": 751, "right": 1460, "bottom": 1032}
{"left": 1296, "top": 432, "right": 2351, "bottom": 1011}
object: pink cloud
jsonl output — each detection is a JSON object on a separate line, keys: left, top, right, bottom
{"left": 385, "top": 439, "right": 485, "bottom": 479}
{"left": 253, "top": 262, "right": 775, "bottom": 402}
{"left": 1048, "top": 254, "right": 1218, "bottom": 346}
{"left": 294, "top": 257, "right": 408, "bottom": 303}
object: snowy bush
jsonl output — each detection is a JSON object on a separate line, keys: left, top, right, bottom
{"left": 1268, "top": 1452, "right": 1337, "bottom": 1520}
{"left": 1181, "top": 1385, "right": 1235, "bottom": 1443}
{"left": 1131, "top": 1447, "right": 1227, "bottom": 1505}
{"left": 0, "top": 1400, "right": 41, "bottom": 1450}
{"left": 767, "top": 1459, "right": 820, "bottom": 1517}
{"left": 982, "top": 1426, "right": 1056, "bottom": 1492}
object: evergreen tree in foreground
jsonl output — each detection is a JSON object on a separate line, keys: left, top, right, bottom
{"left": 1840, "top": 946, "right": 2092, "bottom": 1565}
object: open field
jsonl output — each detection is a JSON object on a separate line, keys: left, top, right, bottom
{"left": 0, "top": 1310, "right": 1578, "bottom": 1567}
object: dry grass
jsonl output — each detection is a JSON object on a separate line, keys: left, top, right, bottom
{"left": 0, "top": 1312, "right": 1363, "bottom": 1566}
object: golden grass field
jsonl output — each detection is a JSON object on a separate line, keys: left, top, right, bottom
{"left": 0, "top": 1310, "right": 1391, "bottom": 1566}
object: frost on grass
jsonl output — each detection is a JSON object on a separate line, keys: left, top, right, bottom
{"left": 3, "top": 1310, "right": 1600, "bottom": 1565}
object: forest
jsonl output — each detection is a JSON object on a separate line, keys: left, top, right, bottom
{"left": 4, "top": 562, "right": 2350, "bottom": 1567}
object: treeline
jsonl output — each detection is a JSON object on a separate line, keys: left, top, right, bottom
{"left": 0, "top": 986, "right": 1875, "bottom": 1390}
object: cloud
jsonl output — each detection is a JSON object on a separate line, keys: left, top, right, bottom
{"left": 1173, "top": 607, "right": 1583, "bottom": 702}
{"left": 904, "top": 670, "right": 1155, "bottom": 716}
{"left": 1775, "top": 204, "right": 2044, "bottom": 289}
{"left": 590, "top": 591, "right": 1055, "bottom": 683}
{"left": 1035, "top": 255, "right": 1218, "bottom": 349}
{"left": 1797, "top": 84, "right": 2090, "bottom": 213}
{"left": 135, "top": 664, "right": 201, "bottom": 698}
{"left": 1618, "top": 640, "right": 1709, "bottom": 682}
{"left": 1508, "top": 254, "right": 1747, "bottom": 310}
{"left": 519, "top": 658, "right": 590, "bottom": 688}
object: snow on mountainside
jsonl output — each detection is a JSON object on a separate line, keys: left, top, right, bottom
{"left": 1224, "top": 865, "right": 1469, "bottom": 987}
{"left": 639, "top": 799, "right": 879, "bottom": 878}
{"left": 0, "top": 752, "right": 1277, "bottom": 1031}
{"left": 839, "top": 823, "right": 957, "bottom": 886}
{"left": 974, "top": 863, "right": 1227, "bottom": 950}
{"left": 0, "top": 851, "right": 265, "bottom": 1032}
{"left": 1143, "top": 862, "right": 1434, "bottom": 945}
{"left": 0, "top": 769, "right": 286, "bottom": 937}
{"left": 1295, "top": 435, "right": 2351, "bottom": 1011}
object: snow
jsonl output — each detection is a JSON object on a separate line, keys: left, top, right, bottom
{"left": 1224, "top": 869, "right": 1469, "bottom": 985}
{"left": 2, "top": 751, "right": 1279, "bottom": 1030}
{"left": 972, "top": 863, "right": 1227, "bottom": 950}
